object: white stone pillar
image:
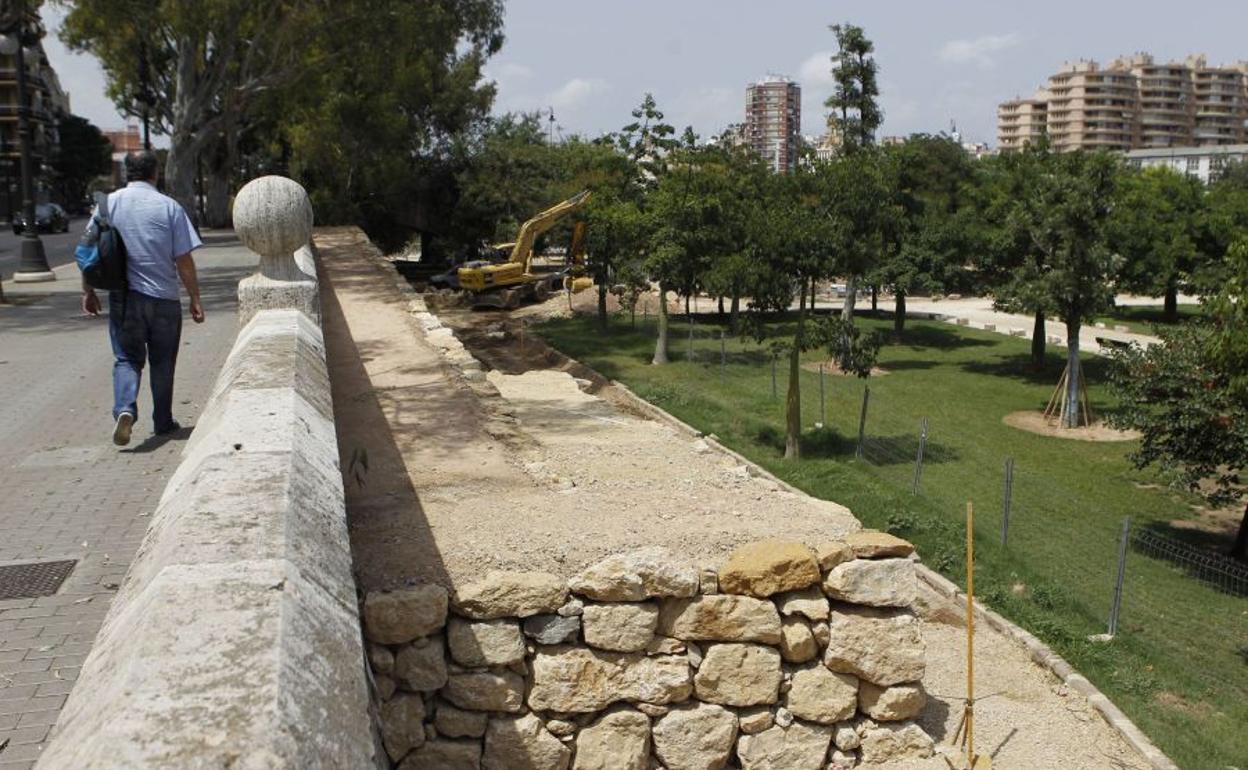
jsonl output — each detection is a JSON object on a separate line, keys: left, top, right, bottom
{"left": 233, "top": 175, "right": 318, "bottom": 325}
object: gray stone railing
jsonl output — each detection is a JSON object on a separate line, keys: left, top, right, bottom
{"left": 36, "top": 177, "right": 374, "bottom": 769}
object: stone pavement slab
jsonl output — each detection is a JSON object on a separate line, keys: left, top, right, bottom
{"left": 0, "top": 233, "right": 254, "bottom": 769}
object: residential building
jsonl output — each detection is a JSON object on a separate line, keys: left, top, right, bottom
{"left": 1124, "top": 143, "right": 1248, "bottom": 184}
{"left": 997, "top": 52, "right": 1248, "bottom": 153}
{"left": 103, "top": 122, "right": 144, "bottom": 186}
{"left": 745, "top": 76, "right": 801, "bottom": 172}
{"left": 0, "top": 36, "right": 71, "bottom": 220}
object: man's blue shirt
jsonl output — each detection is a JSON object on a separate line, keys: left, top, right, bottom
{"left": 107, "top": 182, "right": 202, "bottom": 301}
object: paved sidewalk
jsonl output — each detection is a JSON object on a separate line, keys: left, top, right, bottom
{"left": 0, "top": 234, "right": 254, "bottom": 769}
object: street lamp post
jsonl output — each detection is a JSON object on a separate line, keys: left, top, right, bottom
{"left": 2, "top": 5, "right": 54, "bottom": 283}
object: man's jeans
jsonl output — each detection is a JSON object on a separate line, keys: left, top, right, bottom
{"left": 109, "top": 290, "right": 182, "bottom": 432}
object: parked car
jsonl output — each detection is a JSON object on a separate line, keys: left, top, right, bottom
{"left": 12, "top": 203, "right": 70, "bottom": 234}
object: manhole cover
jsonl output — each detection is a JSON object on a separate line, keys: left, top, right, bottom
{"left": 0, "top": 560, "right": 77, "bottom": 600}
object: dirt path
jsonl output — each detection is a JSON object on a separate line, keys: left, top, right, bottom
{"left": 320, "top": 229, "right": 1153, "bottom": 770}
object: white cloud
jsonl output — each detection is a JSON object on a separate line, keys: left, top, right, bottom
{"left": 495, "top": 62, "right": 533, "bottom": 81}
{"left": 938, "top": 33, "right": 1021, "bottom": 69}
{"left": 548, "top": 77, "right": 609, "bottom": 111}
{"left": 798, "top": 51, "right": 836, "bottom": 89}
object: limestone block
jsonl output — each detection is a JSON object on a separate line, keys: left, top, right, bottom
{"left": 814, "top": 541, "right": 854, "bottom": 571}
{"left": 397, "top": 738, "right": 482, "bottom": 770}
{"left": 858, "top": 681, "right": 926, "bottom": 721}
{"left": 779, "top": 618, "right": 818, "bottom": 664}
{"left": 380, "top": 693, "right": 427, "bottom": 761}
{"left": 443, "top": 670, "right": 526, "bottom": 712}
{"left": 568, "top": 547, "right": 700, "bottom": 601}
{"left": 523, "top": 613, "right": 581, "bottom": 645}
{"left": 737, "top": 706, "right": 774, "bottom": 735}
{"left": 828, "top": 748, "right": 857, "bottom": 768}
{"left": 858, "top": 722, "right": 935, "bottom": 763}
{"left": 545, "top": 719, "right": 577, "bottom": 738}
{"left": 435, "top": 702, "right": 489, "bottom": 738}
{"left": 529, "top": 646, "right": 692, "bottom": 712}
{"left": 824, "top": 607, "right": 925, "bottom": 686}
{"left": 811, "top": 621, "right": 831, "bottom": 648}
{"left": 693, "top": 643, "right": 782, "bottom": 707}
{"left": 376, "top": 674, "right": 397, "bottom": 701}
{"left": 454, "top": 571, "right": 568, "bottom": 619}
{"left": 718, "top": 540, "right": 821, "bottom": 597}
{"left": 369, "top": 643, "right": 396, "bottom": 675}
{"left": 651, "top": 702, "right": 739, "bottom": 770}
{"left": 699, "top": 567, "right": 719, "bottom": 595}
{"left": 572, "top": 708, "right": 650, "bottom": 770}
{"left": 448, "top": 617, "right": 526, "bottom": 667}
{"left": 656, "top": 595, "right": 782, "bottom": 644}
{"left": 394, "top": 636, "right": 448, "bottom": 692}
{"left": 364, "top": 585, "right": 449, "bottom": 644}
{"left": 736, "top": 721, "right": 834, "bottom": 770}
{"left": 834, "top": 724, "right": 861, "bottom": 750}
{"left": 785, "top": 665, "right": 857, "bottom": 724}
{"left": 843, "top": 530, "right": 914, "bottom": 559}
{"left": 483, "top": 713, "right": 571, "bottom": 770}
{"left": 822, "top": 558, "right": 917, "bottom": 608}
{"left": 1009, "top": 327, "right": 1026, "bottom": 337}
{"left": 776, "top": 586, "right": 830, "bottom": 622}
{"left": 558, "top": 598, "right": 585, "bottom": 617}
{"left": 647, "top": 636, "right": 686, "bottom": 655}
{"left": 581, "top": 601, "right": 659, "bottom": 652}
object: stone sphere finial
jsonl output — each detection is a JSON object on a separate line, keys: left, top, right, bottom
{"left": 233, "top": 176, "right": 313, "bottom": 258}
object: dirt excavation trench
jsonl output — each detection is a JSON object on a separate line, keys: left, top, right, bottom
{"left": 316, "top": 229, "right": 1152, "bottom": 770}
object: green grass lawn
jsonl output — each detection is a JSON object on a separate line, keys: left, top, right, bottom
{"left": 1094, "top": 304, "right": 1203, "bottom": 336}
{"left": 537, "top": 311, "right": 1247, "bottom": 770}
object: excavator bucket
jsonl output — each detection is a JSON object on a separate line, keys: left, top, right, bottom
{"left": 565, "top": 276, "right": 594, "bottom": 294}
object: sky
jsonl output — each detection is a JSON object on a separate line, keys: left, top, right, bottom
{"left": 38, "top": 0, "right": 1248, "bottom": 149}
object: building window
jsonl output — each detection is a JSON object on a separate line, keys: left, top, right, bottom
{"left": 1186, "top": 158, "right": 1199, "bottom": 172}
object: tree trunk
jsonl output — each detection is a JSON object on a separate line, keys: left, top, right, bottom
{"left": 652, "top": 284, "right": 670, "bottom": 365}
{"left": 841, "top": 274, "right": 858, "bottom": 322}
{"left": 1031, "top": 310, "right": 1046, "bottom": 370}
{"left": 1163, "top": 283, "right": 1178, "bottom": 324}
{"left": 684, "top": 293, "right": 690, "bottom": 319}
{"left": 730, "top": 288, "right": 740, "bottom": 335}
{"left": 165, "top": 37, "right": 209, "bottom": 220}
{"left": 810, "top": 279, "right": 817, "bottom": 312}
{"left": 1062, "top": 317, "right": 1083, "bottom": 428}
{"left": 205, "top": 170, "right": 231, "bottom": 229}
{"left": 871, "top": 284, "right": 878, "bottom": 312}
{"left": 785, "top": 278, "right": 809, "bottom": 460}
{"left": 165, "top": 138, "right": 200, "bottom": 223}
{"left": 597, "top": 282, "right": 608, "bottom": 333}
{"left": 718, "top": 295, "right": 725, "bottom": 318}
{"left": 894, "top": 291, "right": 906, "bottom": 334}
{"left": 1231, "top": 503, "right": 1248, "bottom": 562}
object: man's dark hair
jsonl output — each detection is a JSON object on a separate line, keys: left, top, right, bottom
{"left": 124, "top": 151, "right": 159, "bottom": 183}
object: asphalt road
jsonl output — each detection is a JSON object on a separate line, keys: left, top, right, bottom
{"left": 0, "top": 217, "right": 86, "bottom": 282}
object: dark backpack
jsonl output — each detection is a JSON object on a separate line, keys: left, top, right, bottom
{"left": 75, "top": 192, "right": 128, "bottom": 292}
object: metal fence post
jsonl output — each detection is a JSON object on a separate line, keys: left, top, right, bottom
{"left": 1001, "top": 457, "right": 1015, "bottom": 547}
{"left": 720, "top": 331, "right": 726, "bottom": 382}
{"left": 1108, "top": 517, "right": 1132, "bottom": 637}
{"left": 688, "top": 316, "right": 694, "bottom": 362}
{"left": 855, "top": 385, "right": 870, "bottom": 459}
{"left": 819, "top": 363, "right": 826, "bottom": 427}
{"left": 911, "top": 417, "right": 928, "bottom": 494}
{"left": 771, "top": 355, "right": 777, "bottom": 401}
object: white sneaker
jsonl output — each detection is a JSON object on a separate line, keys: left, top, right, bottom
{"left": 113, "top": 412, "right": 135, "bottom": 446}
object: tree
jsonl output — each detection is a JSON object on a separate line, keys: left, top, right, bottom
{"left": 48, "top": 113, "right": 112, "bottom": 208}
{"left": 825, "top": 23, "right": 881, "bottom": 154}
{"left": 1109, "top": 166, "right": 1208, "bottom": 322}
{"left": 823, "top": 22, "right": 882, "bottom": 322}
{"left": 875, "top": 135, "right": 974, "bottom": 334}
{"left": 1018, "top": 151, "right": 1120, "bottom": 427}
{"left": 979, "top": 141, "right": 1055, "bottom": 369}
{"left": 815, "top": 148, "right": 890, "bottom": 325}
{"left": 1108, "top": 241, "right": 1248, "bottom": 561}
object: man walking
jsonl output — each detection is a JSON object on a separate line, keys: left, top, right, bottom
{"left": 82, "top": 151, "right": 204, "bottom": 446}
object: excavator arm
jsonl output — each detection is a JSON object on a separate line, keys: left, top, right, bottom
{"left": 507, "top": 190, "right": 592, "bottom": 271}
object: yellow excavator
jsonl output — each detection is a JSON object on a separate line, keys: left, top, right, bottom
{"left": 457, "top": 190, "right": 593, "bottom": 309}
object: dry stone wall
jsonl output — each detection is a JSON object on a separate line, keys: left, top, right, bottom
{"left": 363, "top": 531, "right": 935, "bottom": 770}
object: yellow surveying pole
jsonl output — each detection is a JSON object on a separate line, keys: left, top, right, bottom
{"left": 950, "top": 501, "right": 991, "bottom": 769}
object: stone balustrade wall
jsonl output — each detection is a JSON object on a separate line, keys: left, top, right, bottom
{"left": 363, "top": 533, "right": 935, "bottom": 770}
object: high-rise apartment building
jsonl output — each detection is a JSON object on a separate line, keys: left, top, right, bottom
{"left": 745, "top": 76, "right": 801, "bottom": 172}
{"left": 997, "top": 53, "right": 1248, "bottom": 153}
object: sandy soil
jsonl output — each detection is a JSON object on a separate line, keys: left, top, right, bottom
{"left": 319, "top": 228, "right": 1155, "bottom": 770}
{"left": 1003, "top": 410, "right": 1142, "bottom": 442}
